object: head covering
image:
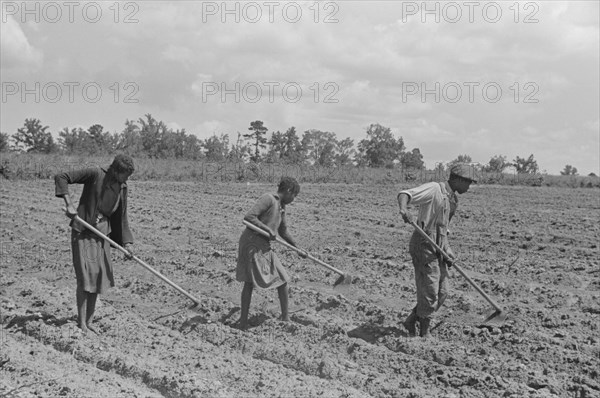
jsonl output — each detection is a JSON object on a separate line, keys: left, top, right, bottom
{"left": 450, "top": 163, "right": 478, "bottom": 183}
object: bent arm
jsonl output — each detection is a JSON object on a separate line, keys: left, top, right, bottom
{"left": 243, "top": 194, "right": 276, "bottom": 236}
{"left": 55, "top": 167, "right": 98, "bottom": 216}
{"left": 54, "top": 167, "right": 98, "bottom": 197}
{"left": 397, "top": 192, "right": 410, "bottom": 216}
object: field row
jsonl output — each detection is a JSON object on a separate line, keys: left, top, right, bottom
{"left": 1, "top": 180, "right": 599, "bottom": 397}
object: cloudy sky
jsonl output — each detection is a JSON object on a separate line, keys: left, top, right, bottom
{"left": 1, "top": 1, "right": 598, "bottom": 174}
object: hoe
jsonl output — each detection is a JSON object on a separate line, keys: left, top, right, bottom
{"left": 243, "top": 220, "right": 354, "bottom": 287}
{"left": 72, "top": 214, "right": 202, "bottom": 308}
{"left": 410, "top": 221, "right": 508, "bottom": 326}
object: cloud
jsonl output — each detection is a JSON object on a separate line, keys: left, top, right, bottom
{"left": 558, "top": 25, "right": 600, "bottom": 54}
{"left": 0, "top": 16, "right": 43, "bottom": 70}
{"left": 162, "top": 45, "right": 195, "bottom": 67}
{"left": 166, "top": 121, "right": 183, "bottom": 131}
{"left": 191, "top": 73, "right": 216, "bottom": 98}
{"left": 0, "top": 2, "right": 597, "bottom": 174}
{"left": 194, "top": 120, "right": 231, "bottom": 137}
{"left": 584, "top": 119, "right": 600, "bottom": 132}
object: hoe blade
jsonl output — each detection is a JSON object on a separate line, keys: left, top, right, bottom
{"left": 481, "top": 308, "right": 508, "bottom": 326}
{"left": 333, "top": 274, "right": 354, "bottom": 287}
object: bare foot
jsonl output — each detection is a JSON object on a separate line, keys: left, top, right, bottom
{"left": 86, "top": 324, "right": 100, "bottom": 335}
{"left": 231, "top": 319, "right": 249, "bottom": 331}
{"left": 78, "top": 324, "right": 90, "bottom": 335}
{"left": 238, "top": 321, "right": 249, "bottom": 331}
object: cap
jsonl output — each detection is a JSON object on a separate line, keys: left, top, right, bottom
{"left": 450, "top": 163, "right": 478, "bottom": 183}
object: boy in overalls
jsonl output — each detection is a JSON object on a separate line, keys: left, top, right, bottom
{"left": 397, "top": 163, "right": 476, "bottom": 337}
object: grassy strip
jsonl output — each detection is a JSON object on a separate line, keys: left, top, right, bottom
{"left": 1, "top": 152, "right": 598, "bottom": 187}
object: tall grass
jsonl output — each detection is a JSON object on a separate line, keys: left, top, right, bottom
{"left": 1, "top": 152, "right": 598, "bottom": 188}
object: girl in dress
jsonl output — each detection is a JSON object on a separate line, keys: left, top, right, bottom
{"left": 236, "top": 177, "right": 305, "bottom": 330}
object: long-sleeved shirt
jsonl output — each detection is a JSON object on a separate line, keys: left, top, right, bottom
{"left": 54, "top": 167, "right": 133, "bottom": 245}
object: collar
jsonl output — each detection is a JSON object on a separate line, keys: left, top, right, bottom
{"left": 273, "top": 193, "right": 286, "bottom": 209}
{"left": 442, "top": 181, "right": 454, "bottom": 195}
{"left": 102, "top": 167, "right": 127, "bottom": 189}
{"left": 443, "top": 181, "right": 458, "bottom": 203}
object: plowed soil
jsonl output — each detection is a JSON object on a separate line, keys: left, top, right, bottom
{"left": 1, "top": 180, "right": 598, "bottom": 398}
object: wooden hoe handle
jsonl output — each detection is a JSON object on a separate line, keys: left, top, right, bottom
{"left": 242, "top": 220, "right": 346, "bottom": 277}
{"left": 410, "top": 221, "right": 503, "bottom": 313}
{"left": 73, "top": 215, "right": 202, "bottom": 306}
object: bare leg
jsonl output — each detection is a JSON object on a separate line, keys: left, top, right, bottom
{"left": 239, "top": 282, "right": 254, "bottom": 330}
{"left": 435, "top": 295, "right": 447, "bottom": 312}
{"left": 278, "top": 283, "right": 289, "bottom": 322}
{"left": 76, "top": 286, "right": 89, "bottom": 334}
{"left": 86, "top": 293, "right": 99, "bottom": 334}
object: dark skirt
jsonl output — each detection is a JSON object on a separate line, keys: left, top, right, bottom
{"left": 236, "top": 229, "right": 290, "bottom": 289}
{"left": 71, "top": 218, "right": 114, "bottom": 294}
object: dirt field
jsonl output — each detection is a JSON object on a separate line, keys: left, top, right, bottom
{"left": 1, "top": 179, "right": 598, "bottom": 398}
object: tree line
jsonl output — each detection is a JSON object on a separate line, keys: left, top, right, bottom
{"left": 0, "top": 115, "right": 583, "bottom": 176}
{"left": 0, "top": 115, "right": 424, "bottom": 169}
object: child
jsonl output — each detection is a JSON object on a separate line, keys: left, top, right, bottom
{"left": 54, "top": 154, "right": 135, "bottom": 334}
{"left": 236, "top": 177, "right": 305, "bottom": 330}
{"left": 397, "top": 163, "right": 476, "bottom": 338}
